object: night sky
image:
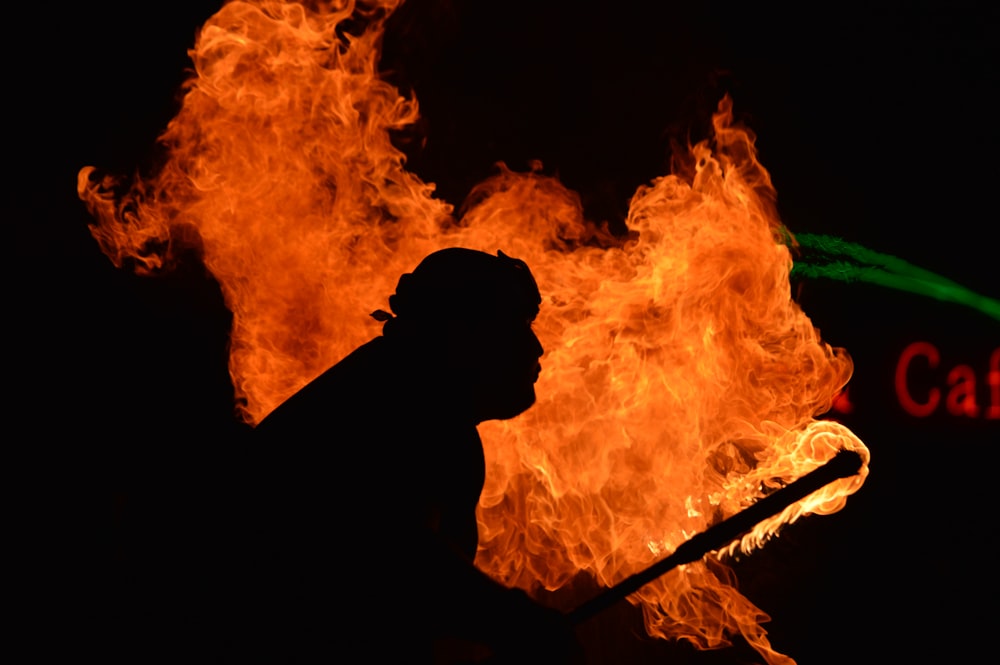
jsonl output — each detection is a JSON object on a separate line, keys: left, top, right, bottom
{"left": 17, "top": 1, "right": 998, "bottom": 663}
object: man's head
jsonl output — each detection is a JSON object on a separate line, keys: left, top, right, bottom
{"left": 374, "top": 248, "right": 544, "bottom": 422}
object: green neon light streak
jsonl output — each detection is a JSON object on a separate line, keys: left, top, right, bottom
{"left": 789, "top": 233, "right": 1000, "bottom": 322}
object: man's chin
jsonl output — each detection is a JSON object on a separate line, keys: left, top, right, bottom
{"left": 479, "top": 389, "right": 537, "bottom": 423}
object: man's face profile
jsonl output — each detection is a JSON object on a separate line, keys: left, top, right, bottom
{"left": 380, "top": 247, "right": 545, "bottom": 423}
{"left": 461, "top": 312, "right": 544, "bottom": 423}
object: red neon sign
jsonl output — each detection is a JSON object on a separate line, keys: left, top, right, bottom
{"left": 895, "top": 342, "right": 999, "bottom": 419}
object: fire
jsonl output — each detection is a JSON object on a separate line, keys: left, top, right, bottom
{"left": 79, "top": 1, "right": 869, "bottom": 663}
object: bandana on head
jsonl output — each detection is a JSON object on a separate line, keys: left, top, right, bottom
{"left": 371, "top": 248, "right": 541, "bottom": 330}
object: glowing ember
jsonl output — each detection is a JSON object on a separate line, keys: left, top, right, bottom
{"left": 78, "top": 1, "right": 869, "bottom": 662}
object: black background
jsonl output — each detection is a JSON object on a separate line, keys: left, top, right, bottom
{"left": 16, "top": 1, "right": 998, "bottom": 663}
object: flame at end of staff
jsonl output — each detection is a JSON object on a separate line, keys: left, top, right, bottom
{"left": 77, "top": 2, "right": 869, "bottom": 663}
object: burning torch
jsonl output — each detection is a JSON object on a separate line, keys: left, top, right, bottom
{"left": 568, "top": 448, "right": 864, "bottom": 626}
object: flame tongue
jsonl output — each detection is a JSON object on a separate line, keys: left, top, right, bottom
{"left": 463, "top": 109, "right": 868, "bottom": 659}
{"left": 80, "top": 0, "right": 452, "bottom": 418}
{"left": 78, "top": 2, "right": 869, "bottom": 663}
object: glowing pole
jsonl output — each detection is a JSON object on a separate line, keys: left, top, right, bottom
{"left": 567, "top": 450, "right": 865, "bottom": 626}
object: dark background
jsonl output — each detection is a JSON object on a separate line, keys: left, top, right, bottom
{"left": 17, "top": 1, "right": 998, "bottom": 663}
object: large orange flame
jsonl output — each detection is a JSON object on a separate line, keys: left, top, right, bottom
{"left": 79, "top": 1, "right": 869, "bottom": 662}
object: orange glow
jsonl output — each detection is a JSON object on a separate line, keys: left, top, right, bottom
{"left": 831, "top": 387, "right": 854, "bottom": 414}
{"left": 78, "top": 2, "right": 869, "bottom": 663}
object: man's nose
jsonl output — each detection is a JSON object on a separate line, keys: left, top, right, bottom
{"left": 531, "top": 331, "right": 544, "bottom": 358}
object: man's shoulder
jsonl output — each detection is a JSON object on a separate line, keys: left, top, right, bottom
{"left": 254, "top": 337, "right": 390, "bottom": 433}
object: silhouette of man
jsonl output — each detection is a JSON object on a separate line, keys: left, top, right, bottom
{"left": 227, "top": 248, "right": 578, "bottom": 664}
